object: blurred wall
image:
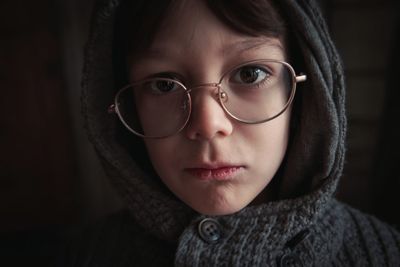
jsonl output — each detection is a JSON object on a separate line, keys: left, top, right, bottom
{"left": 0, "top": 0, "right": 121, "bottom": 233}
{"left": 0, "top": 0, "right": 79, "bottom": 231}
{"left": 325, "top": 0, "right": 400, "bottom": 226}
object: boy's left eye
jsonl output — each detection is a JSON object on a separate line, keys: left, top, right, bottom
{"left": 231, "top": 66, "right": 270, "bottom": 84}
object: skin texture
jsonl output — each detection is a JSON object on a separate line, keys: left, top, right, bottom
{"left": 128, "top": 0, "right": 291, "bottom": 216}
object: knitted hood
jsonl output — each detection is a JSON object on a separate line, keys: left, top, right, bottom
{"left": 82, "top": 0, "right": 346, "bottom": 241}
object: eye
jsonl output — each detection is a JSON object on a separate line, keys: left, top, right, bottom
{"left": 231, "top": 66, "right": 270, "bottom": 85}
{"left": 152, "top": 79, "right": 179, "bottom": 92}
{"left": 144, "top": 78, "right": 182, "bottom": 94}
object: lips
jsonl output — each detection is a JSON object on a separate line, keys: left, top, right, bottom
{"left": 186, "top": 165, "right": 243, "bottom": 181}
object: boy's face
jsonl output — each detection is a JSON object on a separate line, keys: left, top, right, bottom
{"left": 129, "top": 1, "right": 290, "bottom": 215}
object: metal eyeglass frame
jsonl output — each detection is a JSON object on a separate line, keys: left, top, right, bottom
{"left": 108, "top": 59, "right": 307, "bottom": 138}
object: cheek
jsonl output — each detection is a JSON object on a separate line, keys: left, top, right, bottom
{"left": 244, "top": 111, "right": 291, "bottom": 170}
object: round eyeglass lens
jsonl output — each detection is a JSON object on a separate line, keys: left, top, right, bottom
{"left": 219, "top": 61, "right": 294, "bottom": 123}
{"left": 115, "top": 78, "right": 191, "bottom": 138}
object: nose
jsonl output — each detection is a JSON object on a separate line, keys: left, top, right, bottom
{"left": 185, "top": 86, "right": 233, "bottom": 140}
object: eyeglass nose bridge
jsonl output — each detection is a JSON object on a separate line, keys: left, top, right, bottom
{"left": 186, "top": 82, "right": 220, "bottom": 92}
{"left": 185, "top": 82, "right": 226, "bottom": 102}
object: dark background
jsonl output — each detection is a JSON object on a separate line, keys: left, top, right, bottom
{"left": 0, "top": 0, "right": 399, "bottom": 264}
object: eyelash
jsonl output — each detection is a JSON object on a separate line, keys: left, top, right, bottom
{"left": 254, "top": 76, "right": 272, "bottom": 88}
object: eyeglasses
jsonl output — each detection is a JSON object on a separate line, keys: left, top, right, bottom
{"left": 108, "top": 59, "right": 306, "bottom": 138}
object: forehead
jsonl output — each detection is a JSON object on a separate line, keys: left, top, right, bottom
{"left": 131, "top": 0, "right": 285, "bottom": 64}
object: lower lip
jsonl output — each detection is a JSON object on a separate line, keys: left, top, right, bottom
{"left": 186, "top": 167, "right": 242, "bottom": 181}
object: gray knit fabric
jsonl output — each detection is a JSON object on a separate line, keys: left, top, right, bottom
{"left": 68, "top": 0, "right": 400, "bottom": 266}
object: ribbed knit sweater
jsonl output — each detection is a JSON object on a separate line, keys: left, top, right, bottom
{"left": 61, "top": 0, "right": 400, "bottom": 266}
{"left": 63, "top": 199, "right": 400, "bottom": 266}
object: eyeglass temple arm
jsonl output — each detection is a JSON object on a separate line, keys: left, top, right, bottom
{"left": 295, "top": 74, "right": 307, "bottom": 83}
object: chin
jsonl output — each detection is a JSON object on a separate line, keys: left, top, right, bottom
{"left": 194, "top": 202, "right": 247, "bottom": 216}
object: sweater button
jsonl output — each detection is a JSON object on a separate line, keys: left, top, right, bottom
{"left": 278, "top": 252, "right": 303, "bottom": 267}
{"left": 198, "top": 218, "right": 222, "bottom": 243}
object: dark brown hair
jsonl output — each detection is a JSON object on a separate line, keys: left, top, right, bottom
{"left": 113, "top": 0, "right": 287, "bottom": 87}
{"left": 205, "top": 0, "right": 286, "bottom": 39}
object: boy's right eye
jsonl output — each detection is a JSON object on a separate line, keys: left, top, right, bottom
{"left": 148, "top": 79, "right": 180, "bottom": 94}
{"left": 140, "top": 71, "right": 185, "bottom": 94}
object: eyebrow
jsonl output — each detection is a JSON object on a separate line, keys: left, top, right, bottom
{"left": 222, "top": 38, "right": 284, "bottom": 57}
{"left": 133, "top": 38, "right": 283, "bottom": 63}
